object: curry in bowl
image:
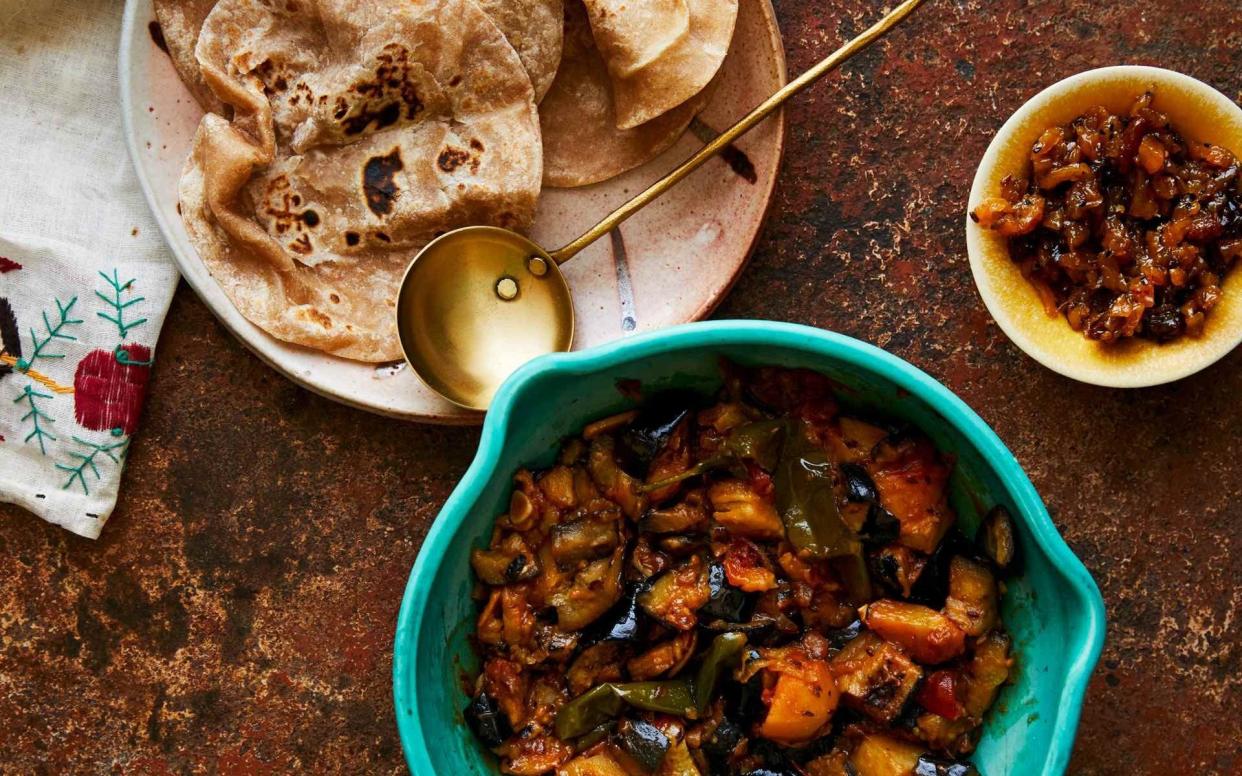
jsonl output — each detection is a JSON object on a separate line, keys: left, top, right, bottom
{"left": 464, "top": 364, "right": 1018, "bottom": 776}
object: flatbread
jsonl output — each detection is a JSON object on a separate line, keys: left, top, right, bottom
{"left": 475, "top": 0, "right": 565, "bottom": 102}
{"left": 152, "top": 0, "right": 227, "bottom": 114}
{"left": 542, "top": 0, "right": 713, "bottom": 187}
{"left": 179, "top": 0, "right": 542, "bottom": 362}
{"left": 581, "top": 0, "right": 688, "bottom": 78}
{"left": 584, "top": 0, "right": 737, "bottom": 129}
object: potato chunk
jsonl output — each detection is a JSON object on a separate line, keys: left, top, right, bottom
{"left": 869, "top": 435, "right": 953, "bottom": 553}
{"left": 848, "top": 733, "right": 924, "bottom": 776}
{"left": 757, "top": 652, "right": 839, "bottom": 744}
{"left": 860, "top": 599, "right": 966, "bottom": 665}
{"left": 709, "top": 479, "right": 784, "bottom": 540}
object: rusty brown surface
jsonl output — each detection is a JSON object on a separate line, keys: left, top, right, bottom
{"left": 1, "top": 0, "right": 1240, "bottom": 773}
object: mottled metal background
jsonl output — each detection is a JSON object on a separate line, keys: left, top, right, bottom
{"left": 1, "top": 0, "right": 1239, "bottom": 773}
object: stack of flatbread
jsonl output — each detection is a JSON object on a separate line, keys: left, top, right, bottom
{"left": 160, "top": 0, "right": 738, "bottom": 361}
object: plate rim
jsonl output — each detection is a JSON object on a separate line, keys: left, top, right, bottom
{"left": 119, "top": 0, "right": 788, "bottom": 424}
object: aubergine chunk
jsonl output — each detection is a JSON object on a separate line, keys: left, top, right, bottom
{"left": 962, "top": 631, "right": 1012, "bottom": 717}
{"left": 803, "top": 750, "right": 851, "bottom": 776}
{"left": 870, "top": 543, "right": 929, "bottom": 599}
{"left": 470, "top": 532, "right": 541, "bottom": 585}
{"left": 567, "top": 641, "right": 627, "bottom": 695}
{"left": 582, "top": 581, "right": 647, "bottom": 645}
{"left": 464, "top": 691, "right": 512, "bottom": 749}
{"left": 979, "top": 504, "right": 1021, "bottom": 573}
{"left": 943, "top": 556, "right": 999, "bottom": 636}
{"left": 550, "top": 547, "right": 626, "bottom": 630}
{"left": 914, "top": 753, "right": 981, "bottom": 776}
{"left": 550, "top": 513, "right": 622, "bottom": 565}
{"left": 700, "top": 560, "right": 756, "bottom": 623}
{"left": 829, "top": 631, "right": 923, "bottom": 723}
{"left": 626, "top": 630, "right": 697, "bottom": 680}
{"left": 613, "top": 718, "right": 671, "bottom": 773}
{"left": 913, "top": 711, "right": 977, "bottom": 757}
{"left": 701, "top": 717, "right": 746, "bottom": 771}
{"left": 616, "top": 392, "right": 697, "bottom": 471}
{"left": 643, "top": 415, "right": 694, "bottom": 503}
{"left": 641, "top": 494, "right": 710, "bottom": 535}
{"left": 589, "top": 435, "right": 648, "bottom": 519}
{"left": 639, "top": 555, "right": 712, "bottom": 630}
{"left": 868, "top": 434, "right": 955, "bottom": 554}
{"left": 824, "top": 415, "right": 892, "bottom": 464}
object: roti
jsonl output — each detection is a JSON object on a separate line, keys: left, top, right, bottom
{"left": 475, "top": 0, "right": 565, "bottom": 102}
{"left": 542, "top": 0, "right": 713, "bottom": 187}
{"left": 152, "top": 0, "right": 226, "bottom": 114}
{"left": 581, "top": 0, "right": 688, "bottom": 78}
{"left": 584, "top": 0, "right": 737, "bottom": 129}
{"left": 179, "top": 0, "right": 542, "bottom": 362}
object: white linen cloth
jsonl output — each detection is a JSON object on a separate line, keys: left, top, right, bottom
{"left": 0, "top": 0, "right": 178, "bottom": 538}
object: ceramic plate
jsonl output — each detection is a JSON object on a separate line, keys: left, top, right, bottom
{"left": 119, "top": 0, "right": 787, "bottom": 423}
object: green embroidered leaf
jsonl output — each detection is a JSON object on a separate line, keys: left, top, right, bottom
{"left": 96, "top": 269, "right": 148, "bottom": 339}
{"left": 18, "top": 296, "right": 81, "bottom": 372}
{"left": 57, "top": 435, "right": 129, "bottom": 495}
{"left": 13, "top": 383, "right": 56, "bottom": 454}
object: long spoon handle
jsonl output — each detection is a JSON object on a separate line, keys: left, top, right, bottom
{"left": 548, "top": 0, "right": 927, "bottom": 264}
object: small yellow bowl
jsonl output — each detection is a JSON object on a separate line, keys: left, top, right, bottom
{"left": 966, "top": 66, "right": 1242, "bottom": 388}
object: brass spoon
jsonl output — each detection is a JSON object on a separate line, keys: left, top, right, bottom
{"left": 396, "top": 0, "right": 926, "bottom": 410}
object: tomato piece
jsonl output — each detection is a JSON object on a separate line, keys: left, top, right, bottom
{"left": 917, "top": 669, "right": 965, "bottom": 720}
{"left": 723, "top": 539, "right": 778, "bottom": 592}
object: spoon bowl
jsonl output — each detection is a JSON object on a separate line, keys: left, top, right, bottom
{"left": 395, "top": 227, "right": 574, "bottom": 410}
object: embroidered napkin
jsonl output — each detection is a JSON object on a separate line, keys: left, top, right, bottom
{"left": 0, "top": 0, "right": 179, "bottom": 539}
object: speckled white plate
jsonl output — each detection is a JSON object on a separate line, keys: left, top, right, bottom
{"left": 119, "top": 0, "right": 786, "bottom": 423}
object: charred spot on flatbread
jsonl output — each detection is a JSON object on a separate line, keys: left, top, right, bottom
{"left": 436, "top": 139, "right": 483, "bottom": 174}
{"left": 335, "top": 45, "right": 426, "bottom": 136}
{"left": 363, "top": 149, "right": 405, "bottom": 216}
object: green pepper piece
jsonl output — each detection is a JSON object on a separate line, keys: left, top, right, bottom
{"left": 693, "top": 632, "right": 747, "bottom": 712}
{"left": 573, "top": 722, "right": 614, "bottom": 752}
{"left": 613, "top": 680, "right": 696, "bottom": 716}
{"left": 774, "top": 420, "right": 859, "bottom": 559}
{"left": 555, "top": 684, "right": 627, "bottom": 740}
{"left": 554, "top": 681, "right": 697, "bottom": 740}
{"left": 637, "top": 419, "right": 786, "bottom": 493}
{"left": 719, "top": 418, "right": 786, "bottom": 472}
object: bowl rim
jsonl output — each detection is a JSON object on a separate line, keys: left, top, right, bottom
{"left": 392, "top": 320, "right": 1106, "bottom": 775}
{"left": 965, "top": 64, "right": 1242, "bottom": 388}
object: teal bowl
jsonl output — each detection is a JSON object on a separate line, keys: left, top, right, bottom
{"left": 393, "top": 321, "right": 1105, "bottom": 775}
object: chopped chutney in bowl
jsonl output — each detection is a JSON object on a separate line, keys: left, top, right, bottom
{"left": 966, "top": 66, "right": 1242, "bottom": 386}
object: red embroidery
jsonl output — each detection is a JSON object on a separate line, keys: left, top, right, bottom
{"left": 73, "top": 345, "right": 152, "bottom": 436}
{"left": 0, "top": 257, "right": 21, "bottom": 273}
